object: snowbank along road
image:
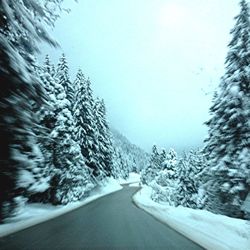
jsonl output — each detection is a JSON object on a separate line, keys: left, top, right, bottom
{"left": 0, "top": 186, "right": 204, "bottom": 249}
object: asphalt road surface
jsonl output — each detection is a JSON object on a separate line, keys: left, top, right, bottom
{"left": 0, "top": 186, "right": 204, "bottom": 250}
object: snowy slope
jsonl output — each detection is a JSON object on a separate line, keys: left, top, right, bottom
{"left": 111, "top": 128, "right": 149, "bottom": 172}
{"left": 133, "top": 186, "right": 250, "bottom": 250}
{"left": 0, "top": 178, "right": 122, "bottom": 238}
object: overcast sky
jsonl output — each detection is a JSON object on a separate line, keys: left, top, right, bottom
{"left": 41, "top": 0, "right": 239, "bottom": 153}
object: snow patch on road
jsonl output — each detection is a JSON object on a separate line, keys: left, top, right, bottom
{"left": 119, "top": 172, "right": 141, "bottom": 185}
{"left": 129, "top": 183, "right": 140, "bottom": 187}
{"left": 133, "top": 186, "right": 250, "bottom": 250}
{"left": 0, "top": 177, "right": 122, "bottom": 238}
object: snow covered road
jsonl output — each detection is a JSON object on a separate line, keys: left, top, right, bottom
{"left": 0, "top": 186, "right": 203, "bottom": 250}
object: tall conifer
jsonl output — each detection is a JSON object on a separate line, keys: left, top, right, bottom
{"left": 204, "top": 0, "right": 250, "bottom": 217}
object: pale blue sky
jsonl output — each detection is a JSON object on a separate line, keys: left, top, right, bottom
{"left": 41, "top": 0, "right": 239, "bottom": 152}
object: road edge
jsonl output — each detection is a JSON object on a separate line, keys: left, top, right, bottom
{"left": 0, "top": 184, "right": 123, "bottom": 238}
{"left": 131, "top": 188, "right": 205, "bottom": 250}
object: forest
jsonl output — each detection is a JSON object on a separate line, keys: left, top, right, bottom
{"left": 0, "top": 1, "right": 249, "bottom": 248}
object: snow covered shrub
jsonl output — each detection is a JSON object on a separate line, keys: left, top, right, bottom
{"left": 143, "top": 147, "right": 179, "bottom": 205}
{"left": 141, "top": 165, "right": 157, "bottom": 185}
{"left": 151, "top": 169, "right": 177, "bottom": 205}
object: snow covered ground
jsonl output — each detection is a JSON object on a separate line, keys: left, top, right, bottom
{"left": 119, "top": 172, "right": 141, "bottom": 185}
{"left": 133, "top": 186, "right": 250, "bottom": 250}
{"left": 129, "top": 183, "right": 140, "bottom": 187}
{"left": 0, "top": 178, "right": 122, "bottom": 238}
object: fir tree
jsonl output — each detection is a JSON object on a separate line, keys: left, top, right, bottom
{"left": 0, "top": 0, "right": 62, "bottom": 222}
{"left": 151, "top": 148, "right": 178, "bottom": 205}
{"left": 150, "top": 145, "right": 162, "bottom": 168}
{"left": 73, "top": 73, "right": 100, "bottom": 177}
{"left": 113, "top": 150, "right": 129, "bottom": 179}
{"left": 48, "top": 63, "right": 93, "bottom": 205}
{"left": 174, "top": 159, "right": 196, "bottom": 208}
{"left": 141, "top": 145, "right": 162, "bottom": 184}
{"left": 203, "top": 0, "right": 250, "bottom": 217}
{"left": 30, "top": 56, "right": 59, "bottom": 202}
{"left": 160, "top": 149, "right": 167, "bottom": 165}
{"left": 94, "top": 98, "right": 113, "bottom": 176}
{"left": 44, "top": 55, "right": 56, "bottom": 77}
{"left": 174, "top": 151, "right": 205, "bottom": 208}
{"left": 56, "top": 54, "right": 74, "bottom": 109}
{"left": 163, "top": 148, "right": 177, "bottom": 172}
{"left": 72, "top": 69, "right": 85, "bottom": 141}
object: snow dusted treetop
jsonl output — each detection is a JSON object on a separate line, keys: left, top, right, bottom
{"left": 165, "top": 148, "right": 177, "bottom": 170}
{"left": 44, "top": 55, "right": 56, "bottom": 78}
{"left": 56, "top": 54, "right": 74, "bottom": 107}
{"left": 73, "top": 69, "right": 85, "bottom": 99}
{"left": 150, "top": 145, "right": 162, "bottom": 168}
{"left": 225, "top": 0, "right": 250, "bottom": 90}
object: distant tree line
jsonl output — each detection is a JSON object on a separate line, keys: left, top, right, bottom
{"left": 111, "top": 128, "right": 150, "bottom": 174}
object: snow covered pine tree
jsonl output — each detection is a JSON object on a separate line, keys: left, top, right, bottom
{"left": 93, "top": 98, "right": 113, "bottom": 177}
{"left": 174, "top": 151, "right": 204, "bottom": 209}
{"left": 0, "top": 0, "right": 63, "bottom": 222}
{"left": 56, "top": 54, "right": 75, "bottom": 110}
{"left": 203, "top": 0, "right": 250, "bottom": 218}
{"left": 73, "top": 71, "right": 103, "bottom": 179}
{"left": 141, "top": 145, "right": 162, "bottom": 184}
{"left": 151, "top": 148, "right": 178, "bottom": 205}
{"left": 41, "top": 56, "right": 94, "bottom": 205}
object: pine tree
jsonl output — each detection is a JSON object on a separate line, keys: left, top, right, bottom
{"left": 94, "top": 98, "right": 113, "bottom": 176}
{"left": 48, "top": 62, "right": 93, "bottom": 205}
{"left": 150, "top": 145, "right": 162, "bottom": 168}
{"left": 163, "top": 148, "right": 177, "bottom": 172}
{"left": 0, "top": 0, "right": 62, "bottom": 222}
{"left": 73, "top": 73, "right": 100, "bottom": 177}
{"left": 44, "top": 55, "right": 56, "bottom": 77}
{"left": 56, "top": 54, "right": 74, "bottom": 109}
{"left": 151, "top": 148, "right": 178, "bottom": 204}
{"left": 49, "top": 130, "right": 94, "bottom": 205}
{"left": 72, "top": 69, "right": 85, "bottom": 141}
{"left": 111, "top": 149, "right": 127, "bottom": 179}
{"left": 174, "top": 151, "right": 205, "bottom": 208}
{"left": 29, "top": 56, "right": 59, "bottom": 203}
{"left": 160, "top": 149, "right": 167, "bottom": 165}
{"left": 141, "top": 145, "right": 162, "bottom": 184}
{"left": 174, "top": 159, "right": 196, "bottom": 208}
{"left": 203, "top": 0, "right": 250, "bottom": 217}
